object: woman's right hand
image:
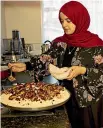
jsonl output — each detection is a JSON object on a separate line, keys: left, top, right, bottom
{"left": 8, "top": 62, "right": 26, "bottom": 72}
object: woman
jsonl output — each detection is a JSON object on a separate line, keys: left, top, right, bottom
{"left": 8, "top": 1, "right": 103, "bottom": 128}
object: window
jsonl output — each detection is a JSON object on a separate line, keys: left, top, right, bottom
{"left": 42, "top": 0, "right": 103, "bottom": 42}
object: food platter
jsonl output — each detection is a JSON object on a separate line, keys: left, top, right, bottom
{"left": 1, "top": 82, "right": 71, "bottom": 111}
{"left": 1, "top": 93, "right": 70, "bottom": 111}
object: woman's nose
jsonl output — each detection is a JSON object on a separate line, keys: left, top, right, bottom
{"left": 62, "top": 21, "right": 68, "bottom": 28}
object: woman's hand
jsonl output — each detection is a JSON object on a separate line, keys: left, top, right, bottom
{"left": 8, "top": 62, "right": 26, "bottom": 72}
{"left": 67, "top": 66, "right": 86, "bottom": 80}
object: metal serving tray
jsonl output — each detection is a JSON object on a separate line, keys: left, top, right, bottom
{"left": 1, "top": 93, "right": 70, "bottom": 111}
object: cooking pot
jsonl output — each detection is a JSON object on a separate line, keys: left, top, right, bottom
{"left": 0, "top": 66, "right": 10, "bottom": 80}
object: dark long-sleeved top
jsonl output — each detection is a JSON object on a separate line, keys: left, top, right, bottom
{"left": 25, "top": 42, "right": 103, "bottom": 107}
{"left": 71, "top": 46, "right": 103, "bottom": 107}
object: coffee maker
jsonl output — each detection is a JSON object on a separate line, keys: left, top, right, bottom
{"left": 2, "top": 30, "right": 24, "bottom": 63}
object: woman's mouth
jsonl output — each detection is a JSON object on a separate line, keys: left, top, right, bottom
{"left": 64, "top": 29, "right": 69, "bottom": 32}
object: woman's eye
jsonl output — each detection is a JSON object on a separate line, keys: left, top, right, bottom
{"left": 61, "top": 20, "right": 63, "bottom": 23}
{"left": 67, "top": 20, "right": 71, "bottom": 23}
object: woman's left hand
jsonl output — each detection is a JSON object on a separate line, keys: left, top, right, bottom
{"left": 67, "top": 66, "right": 86, "bottom": 80}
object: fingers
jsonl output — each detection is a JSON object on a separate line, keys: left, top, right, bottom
{"left": 66, "top": 66, "right": 82, "bottom": 80}
{"left": 8, "top": 63, "right": 19, "bottom": 69}
{"left": 67, "top": 70, "right": 75, "bottom": 80}
{"left": 8, "top": 62, "right": 24, "bottom": 68}
{"left": 8, "top": 63, "right": 26, "bottom": 72}
{"left": 12, "top": 67, "right": 26, "bottom": 72}
{"left": 8, "top": 76, "right": 16, "bottom": 82}
{"left": 67, "top": 67, "right": 79, "bottom": 80}
{"left": 8, "top": 63, "right": 13, "bottom": 69}
{"left": 69, "top": 66, "right": 77, "bottom": 70}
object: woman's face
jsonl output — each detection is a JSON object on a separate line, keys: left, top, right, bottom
{"left": 60, "top": 12, "right": 76, "bottom": 35}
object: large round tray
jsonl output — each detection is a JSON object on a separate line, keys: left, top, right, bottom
{"left": 1, "top": 90, "right": 71, "bottom": 111}
{"left": 1, "top": 97, "right": 69, "bottom": 111}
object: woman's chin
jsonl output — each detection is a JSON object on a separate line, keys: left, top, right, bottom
{"left": 65, "top": 31, "right": 73, "bottom": 35}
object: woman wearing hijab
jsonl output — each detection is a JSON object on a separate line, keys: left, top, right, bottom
{"left": 8, "top": 1, "right": 103, "bottom": 128}
{"left": 55, "top": 1, "right": 103, "bottom": 128}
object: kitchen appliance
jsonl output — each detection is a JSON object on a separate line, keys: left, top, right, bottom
{"left": 41, "top": 40, "right": 51, "bottom": 53}
{"left": 11, "top": 30, "right": 24, "bottom": 55}
{"left": 2, "top": 30, "right": 24, "bottom": 63}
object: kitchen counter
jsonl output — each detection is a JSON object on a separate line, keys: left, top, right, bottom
{"left": 1, "top": 73, "right": 71, "bottom": 128}
{"left": 1, "top": 106, "right": 71, "bottom": 128}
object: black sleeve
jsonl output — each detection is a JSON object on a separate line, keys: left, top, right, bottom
{"left": 25, "top": 62, "right": 33, "bottom": 71}
{"left": 80, "top": 47, "right": 103, "bottom": 106}
{"left": 25, "top": 42, "right": 67, "bottom": 82}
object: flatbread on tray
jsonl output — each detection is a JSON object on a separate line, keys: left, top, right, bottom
{"left": 1, "top": 82, "right": 70, "bottom": 111}
{"left": 49, "top": 64, "right": 72, "bottom": 80}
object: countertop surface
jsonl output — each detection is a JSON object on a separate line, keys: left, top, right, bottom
{"left": 1, "top": 106, "right": 71, "bottom": 128}
{"left": 1, "top": 73, "right": 71, "bottom": 128}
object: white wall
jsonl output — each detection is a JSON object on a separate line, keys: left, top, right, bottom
{"left": 1, "top": 2, "right": 6, "bottom": 38}
{"left": 1, "top": 1, "right": 6, "bottom": 54}
{"left": 4, "top": 1, "right": 42, "bottom": 44}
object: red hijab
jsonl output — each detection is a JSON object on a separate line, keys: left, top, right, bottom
{"left": 53, "top": 1, "right": 103, "bottom": 48}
